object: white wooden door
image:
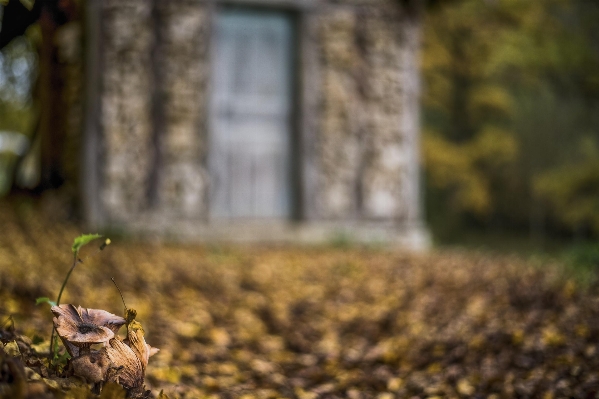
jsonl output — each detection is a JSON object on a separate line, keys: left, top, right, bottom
{"left": 210, "top": 10, "right": 294, "bottom": 219}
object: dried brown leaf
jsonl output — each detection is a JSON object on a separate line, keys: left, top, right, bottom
{"left": 104, "top": 338, "right": 144, "bottom": 390}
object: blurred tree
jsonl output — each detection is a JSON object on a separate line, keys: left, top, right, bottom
{"left": 535, "top": 137, "right": 599, "bottom": 236}
{"left": 422, "top": 0, "right": 599, "bottom": 241}
{"left": 0, "top": 0, "right": 78, "bottom": 194}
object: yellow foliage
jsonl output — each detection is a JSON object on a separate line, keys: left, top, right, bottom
{"left": 470, "top": 86, "right": 514, "bottom": 118}
{"left": 3, "top": 341, "right": 21, "bottom": 357}
{"left": 512, "top": 329, "right": 525, "bottom": 345}
{"left": 424, "top": 126, "right": 518, "bottom": 216}
{"left": 150, "top": 367, "right": 182, "bottom": 384}
{"left": 421, "top": 0, "right": 599, "bottom": 234}
{"left": 457, "top": 378, "right": 475, "bottom": 396}
{"left": 469, "top": 127, "right": 518, "bottom": 167}
{"left": 534, "top": 137, "right": 599, "bottom": 233}
{"left": 387, "top": 377, "right": 403, "bottom": 391}
{"left": 424, "top": 133, "right": 487, "bottom": 215}
{"left": 99, "top": 383, "right": 128, "bottom": 399}
{"left": 542, "top": 327, "right": 566, "bottom": 347}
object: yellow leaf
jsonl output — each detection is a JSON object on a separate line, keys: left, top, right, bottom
{"left": 2, "top": 341, "right": 21, "bottom": 357}
{"left": 457, "top": 379, "right": 475, "bottom": 396}
{"left": 387, "top": 377, "right": 404, "bottom": 391}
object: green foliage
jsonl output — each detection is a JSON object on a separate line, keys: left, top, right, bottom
{"left": 422, "top": 0, "right": 599, "bottom": 238}
{"left": 559, "top": 242, "right": 599, "bottom": 286}
{"left": 0, "top": 31, "right": 38, "bottom": 197}
{"left": 534, "top": 137, "right": 599, "bottom": 234}
{"left": 35, "top": 297, "right": 56, "bottom": 307}
{"left": 31, "top": 335, "right": 44, "bottom": 345}
{"left": 47, "top": 234, "right": 108, "bottom": 365}
{"left": 329, "top": 232, "right": 354, "bottom": 249}
{"left": 71, "top": 233, "right": 103, "bottom": 255}
{"left": 53, "top": 344, "right": 71, "bottom": 367}
{"left": 423, "top": 129, "right": 517, "bottom": 216}
{"left": 564, "top": 242, "right": 599, "bottom": 271}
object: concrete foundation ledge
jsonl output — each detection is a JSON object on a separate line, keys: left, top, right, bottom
{"left": 101, "top": 218, "right": 432, "bottom": 251}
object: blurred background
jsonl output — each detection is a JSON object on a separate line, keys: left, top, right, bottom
{"left": 1, "top": 2, "right": 599, "bottom": 396}
{"left": 0, "top": 0, "right": 598, "bottom": 255}
{"left": 421, "top": 0, "right": 599, "bottom": 257}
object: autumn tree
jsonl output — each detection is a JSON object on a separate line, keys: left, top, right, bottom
{"left": 422, "top": 0, "right": 599, "bottom": 241}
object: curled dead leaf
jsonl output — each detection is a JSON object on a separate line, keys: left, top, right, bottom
{"left": 125, "top": 320, "right": 159, "bottom": 372}
{"left": 104, "top": 338, "right": 144, "bottom": 390}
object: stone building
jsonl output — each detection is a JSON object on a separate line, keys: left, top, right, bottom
{"left": 83, "top": 0, "right": 430, "bottom": 248}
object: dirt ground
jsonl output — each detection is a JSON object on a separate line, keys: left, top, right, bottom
{"left": 1, "top": 203, "right": 599, "bottom": 398}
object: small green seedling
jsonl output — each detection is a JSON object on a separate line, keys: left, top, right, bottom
{"left": 35, "top": 297, "right": 57, "bottom": 307}
{"left": 36, "top": 234, "right": 110, "bottom": 366}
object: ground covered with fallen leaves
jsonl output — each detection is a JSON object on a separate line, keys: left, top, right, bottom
{"left": 1, "top": 202, "right": 599, "bottom": 398}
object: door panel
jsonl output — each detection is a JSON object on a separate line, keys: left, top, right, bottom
{"left": 210, "top": 10, "right": 293, "bottom": 219}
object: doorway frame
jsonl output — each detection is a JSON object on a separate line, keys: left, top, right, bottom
{"left": 205, "top": 0, "right": 320, "bottom": 223}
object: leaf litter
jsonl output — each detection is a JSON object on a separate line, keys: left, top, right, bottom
{"left": 1, "top": 203, "right": 599, "bottom": 397}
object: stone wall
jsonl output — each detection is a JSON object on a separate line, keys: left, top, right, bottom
{"left": 316, "top": 1, "right": 421, "bottom": 223}
{"left": 100, "top": 0, "right": 155, "bottom": 221}
{"left": 154, "top": 1, "right": 210, "bottom": 219}
{"left": 94, "top": 0, "right": 423, "bottom": 232}
{"left": 99, "top": 0, "right": 210, "bottom": 223}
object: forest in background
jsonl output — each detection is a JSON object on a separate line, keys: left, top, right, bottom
{"left": 0, "top": 0, "right": 598, "bottom": 250}
{"left": 422, "top": 0, "right": 599, "bottom": 246}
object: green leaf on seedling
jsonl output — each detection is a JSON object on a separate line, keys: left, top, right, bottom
{"left": 56, "top": 350, "right": 71, "bottom": 364}
{"left": 50, "top": 339, "right": 71, "bottom": 365}
{"left": 71, "top": 233, "right": 103, "bottom": 255}
{"left": 51, "top": 346, "right": 71, "bottom": 369}
{"left": 36, "top": 297, "right": 57, "bottom": 307}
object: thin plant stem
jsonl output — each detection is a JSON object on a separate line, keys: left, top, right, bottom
{"left": 56, "top": 253, "right": 80, "bottom": 306}
{"left": 49, "top": 240, "right": 109, "bottom": 364}
{"left": 50, "top": 252, "right": 80, "bottom": 363}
